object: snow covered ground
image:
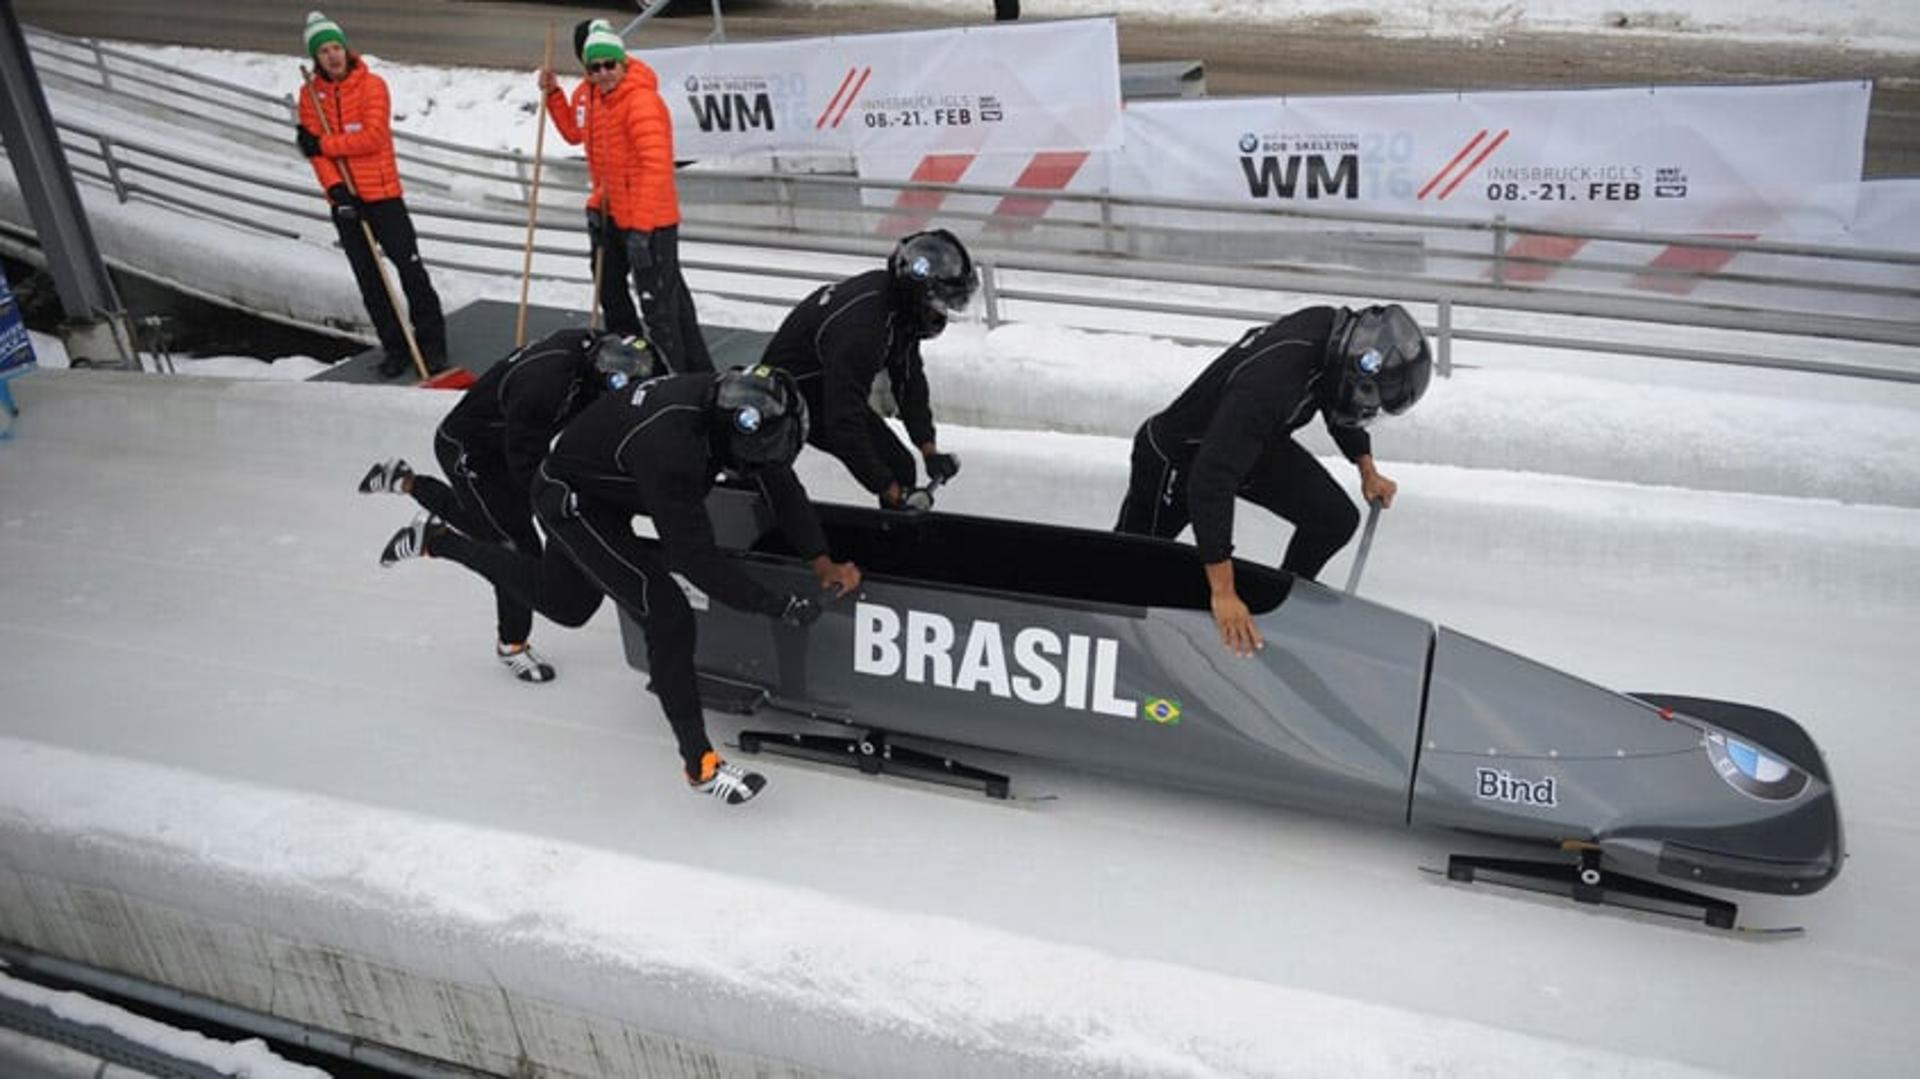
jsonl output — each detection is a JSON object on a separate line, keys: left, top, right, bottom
{"left": 2, "top": 11, "right": 1918, "bottom": 1078}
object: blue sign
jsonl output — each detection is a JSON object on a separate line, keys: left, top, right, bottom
{"left": 0, "top": 272, "right": 36, "bottom": 378}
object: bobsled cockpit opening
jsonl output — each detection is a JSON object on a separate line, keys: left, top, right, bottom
{"left": 751, "top": 503, "right": 1293, "bottom": 613}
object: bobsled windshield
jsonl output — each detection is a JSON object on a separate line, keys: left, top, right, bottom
{"left": 751, "top": 505, "right": 1293, "bottom": 614}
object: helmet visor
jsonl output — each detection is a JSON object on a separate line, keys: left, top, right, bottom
{"left": 925, "top": 266, "right": 980, "bottom": 316}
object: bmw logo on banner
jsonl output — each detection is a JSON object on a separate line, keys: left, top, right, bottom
{"left": 1704, "top": 730, "right": 1808, "bottom": 802}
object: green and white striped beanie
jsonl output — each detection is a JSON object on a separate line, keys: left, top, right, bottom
{"left": 581, "top": 22, "right": 626, "bottom": 66}
{"left": 303, "top": 11, "right": 347, "bottom": 59}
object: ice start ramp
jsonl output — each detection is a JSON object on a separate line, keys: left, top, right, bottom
{"left": 0, "top": 371, "right": 1916, "bottom": 1077}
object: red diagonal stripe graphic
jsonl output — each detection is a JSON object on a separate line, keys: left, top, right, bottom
{"left": 816, "top": 67, "right": 858, "bottom": 129}
{"left": 1437, "top": 128, "right": 1510, "bottom": 200}
{"left": 831, "top": 67, "right": 872, "bottom": 129}
{"left": 877, "top": 153, "right": 976, "bottom": 236}
{"left": 1489, "top": 234, "right": 1588, "bottom": 283}
{"left": 1419, "top": 130, "right": 1487, "bottom": 201}
{"left": 1630, "top": 235, "right": 1755, "bottom": 295}
{"left": 986, "top": 151, "right": 1092, "bottom": 232}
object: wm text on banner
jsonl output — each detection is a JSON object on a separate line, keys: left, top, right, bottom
{"left": 633, "top": 18, "right": 1121, "bottom": 159}
{"left": 1113, "top": 82, "right": 1870, "bottom": 233}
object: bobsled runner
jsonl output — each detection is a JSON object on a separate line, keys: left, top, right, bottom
{"left": 618, "top": 488, "right": 1843, "bottom": 929}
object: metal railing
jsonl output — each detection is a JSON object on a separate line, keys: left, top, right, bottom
{"left": 11, "top": 25, "right": 1920, "bottom": 383}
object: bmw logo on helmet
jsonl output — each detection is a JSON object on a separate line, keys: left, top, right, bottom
{"left": 1357, "top": 348, "right": 1384, "bottom": 375}
{"left": 909, "top": 255, "right": 932, "bottom": 280}
{"left": 734, "top": 405, "right": 763, "bottom": 434}
{"left": 1704, "top": 729, "right": 1809, "bottom": 802}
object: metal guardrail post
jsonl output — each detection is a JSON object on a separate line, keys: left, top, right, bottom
{"left": 1099, "top": 191, "right": 1115, "bottom": 255}
{"left": 87, "top": 36, "right": 112, "bottom": 92}
{"left": 1492, "top": 214, "right": 1508, "bottom": 287}
{"left": 283, "top": 92, "right": 299, "bottom": 123}
{"left": 99, "top": 134, "right": 127, "bottom": 203}
{"left": 513, "top": 149, "right": 531, "bottom": 205}
{"left": 979, "top": 260, "right": 1001, "bottom": 329}
{"left": 1436, "top": 298, "right": 1452, "bottom": 377}
{"left": 776, "top": 175, "right": 795, "bottom": 232}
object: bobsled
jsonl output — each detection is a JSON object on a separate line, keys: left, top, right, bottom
{"left": 619, "top": 489, "right": 1843, "bottom": 928}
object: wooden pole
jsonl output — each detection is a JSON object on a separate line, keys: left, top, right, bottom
{"left": 515, "top": 24, "right": 556, "bottom": 347}
{"left": 301, "top": 64, "right": 430, "bottom": 382}
{"left": 588, "top": 245, "right": 604, "bottom": 332}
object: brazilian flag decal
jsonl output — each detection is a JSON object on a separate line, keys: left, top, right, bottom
{"left": 1142, "top": 697, "right": 1183, "bottom": 725}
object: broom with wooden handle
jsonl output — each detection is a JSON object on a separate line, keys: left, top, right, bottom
{"left": 300, "top": 64, "right": 430, "bottom": 382}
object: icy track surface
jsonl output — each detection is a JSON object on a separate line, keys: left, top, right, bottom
{"left": 0, "top": 372, "right": 1916, "bottom": 1076}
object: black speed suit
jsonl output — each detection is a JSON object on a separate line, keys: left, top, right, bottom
{"left": 405, "top": 328, "right": 604, "bottom": 645}
{"left": 760, "top": 269, "right": 932, "bottom": 496}
{"left": 333, "top": 198, "right": 447, "bottom": 370}
{"left": 429, "top": 373, "right": 830, "bottom": 774}
{"left": 1115, "top": 307, "right": 1370, "bottom": 580}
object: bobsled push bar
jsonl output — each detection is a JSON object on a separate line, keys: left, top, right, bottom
{"left": 1427, "top": 841, "right": 1800, "bottom": 934}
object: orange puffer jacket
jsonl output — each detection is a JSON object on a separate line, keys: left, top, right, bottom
{"left": 299, "top": 57, "right": 403, "bottom": 203}
{"left": 545, "top": 81, "right": 604, "bottom": 213}
{"left": 545, "top": 60, "right": 678, "bottom": 232}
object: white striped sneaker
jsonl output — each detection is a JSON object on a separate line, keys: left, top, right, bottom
{"left": 378, "top": 511, "right": 441, "bottom": 567}
{"left": 687, "top": 751, "right": 766, "bottom": 805}
{"left": 358, "top": 458, "right": 413, "bottom": 494}
{"left": 497, "top": 643, "right": 555, "bottom": 683}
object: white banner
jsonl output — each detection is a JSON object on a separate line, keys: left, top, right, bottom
{"left": 633, "top": 18, "right": 1121, "bottom": 160}
{"left": 1112, "top": 82, "right": 1871, "bottom": 233}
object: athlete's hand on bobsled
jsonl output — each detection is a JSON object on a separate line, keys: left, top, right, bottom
{"left": 1210, "top": 591, "right": 1264, "bottom": 658}
{"left": 811, "top": 555, "right": 861, "bottom": 598}
{"left": 778, "top": 595, "right": 822, "bottom": 628}
{"left": 923, "top": 451, "right": 961, "bottom": 483}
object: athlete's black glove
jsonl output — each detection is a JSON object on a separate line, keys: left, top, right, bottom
{"left": 326, "top": 184, "right": 361, "bottom": 222}
{"left": 295, "top": 125, "right": 323, "bottom": 158}
{"left": 923, "top": 452, "right": 961, "bottom": 483}
{"left": 778, "top": 595, "right": 822, "bottom": 627}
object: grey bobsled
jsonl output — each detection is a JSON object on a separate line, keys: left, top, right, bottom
{"left": 619, "top": 488, "right": 1842, "bottom": 919}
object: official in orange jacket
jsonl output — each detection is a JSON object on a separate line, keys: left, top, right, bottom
{"left": 538, "top": 20, "right": 644, "bottom": 339}
{"left": 294, "top": 11, "right": 447, "bottom": 378}
{"left": 539, "top": 23, "right": 711, "bottom": 374}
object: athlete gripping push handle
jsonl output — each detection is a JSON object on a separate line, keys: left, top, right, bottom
{"left": 759, "top": 229, "right": 977, "bottom": 512}
{"left": 1116, "top": 304, "right": 1432, "bottom": 657}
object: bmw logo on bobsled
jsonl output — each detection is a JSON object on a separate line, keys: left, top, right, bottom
{"left": 619, "top": 488, "right": 1843, "bottom": 930}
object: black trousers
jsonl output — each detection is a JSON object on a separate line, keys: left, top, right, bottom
{"left": 622, "top": 225, "right": 713, "bottom": 374}
{"left": 430, "top": 466, "right": 711, "bottom": 774}
{"left": 404, "top": 428, "right": 541, "bottom": 645}
{"left": 1115, "top": 424, "right": 1359, "bottom": 580}
{"left": 590, "top": 211, "right": 644, "bottom": 338}
{"left": 334, "top": 198, "right": 446, "bottom": 366}
{"left": 810, "top": 410, "right": 918, "bottom": 498}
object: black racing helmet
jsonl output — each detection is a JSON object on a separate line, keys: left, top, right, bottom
{"left": 713, "top": 364, "right": 808, "bottom": 472}
{"left": 589, "top": 331, "right": 656, "bottom": 390}
{"left": 1322, "top": 304, "right": 1432, "bottom": 428}
{"left": 888, "top": 228, "right": 979, "bottom": 339}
